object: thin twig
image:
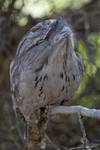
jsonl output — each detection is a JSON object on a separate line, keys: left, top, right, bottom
{"left": 45, "top": 134, "right": 61, "bottom": 150}
{"left": 68, "top": 142, "right": 100, "bottom": 150}
{"left": 77, "top": 112, "right": 91, "bottom": 150}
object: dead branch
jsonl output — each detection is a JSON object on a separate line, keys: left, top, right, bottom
{"left": 45, "top": 105, "right": 100, "bottom": 150}
{"left": 49, "top": 105, "right": 100, "bottom": 119}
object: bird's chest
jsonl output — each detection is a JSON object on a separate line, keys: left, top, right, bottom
{"left": 41, "top": 62, "right": 80, "bottom": 104}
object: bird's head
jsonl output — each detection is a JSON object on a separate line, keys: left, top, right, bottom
{"left": 42, "top": 18, "right": 83, "bottom": 76}
{"left": 30, "top": 17, "right": 75, "bottom": 51}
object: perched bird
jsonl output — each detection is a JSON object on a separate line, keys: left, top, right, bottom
{"left": 10, "top": 18, "right": 83, "bottom": 122}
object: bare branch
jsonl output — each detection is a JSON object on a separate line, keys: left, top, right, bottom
{"left": 49, "top": 105, "right": 100, "bottom": 119}
{"left": 46, "top": 105, "right": 100, "bottom": 150}
{"left": 68, "top": 142, "right": 100, "bottom": 150}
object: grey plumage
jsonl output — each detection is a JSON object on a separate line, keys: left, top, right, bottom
{"left": 10, "top": 18, "right": 83, "bottom": 121}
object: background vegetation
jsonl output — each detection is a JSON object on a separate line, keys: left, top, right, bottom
{"left": 0, "top": 0, "right": 100, "bottom": 149}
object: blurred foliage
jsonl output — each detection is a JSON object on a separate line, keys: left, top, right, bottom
{"left": 75, "top": 33, "right": 100, "bottom": 107}
{"left": 0, "top": 0, "right": 90, "bottom": 25}
{"left": 0, "top": 0, "right": 100, "bottom": 149}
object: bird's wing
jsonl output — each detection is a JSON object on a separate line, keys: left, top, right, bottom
{"left": 15, "top": 21, "right": 57, "bottom": 72}
{"left": 10, "top": 20, "right": 58, "bottom": 90}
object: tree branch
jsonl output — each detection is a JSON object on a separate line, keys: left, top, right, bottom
{"left": 49, "top": 105, "right": 100, "bottom": 119}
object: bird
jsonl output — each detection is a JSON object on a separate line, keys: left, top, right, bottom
{"left": 9, "top": 18, "right": 83, "bottom": 122}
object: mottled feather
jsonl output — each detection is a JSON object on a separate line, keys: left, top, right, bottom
{"left": 10, "top": 18, "right": 83, "bottom": 121}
